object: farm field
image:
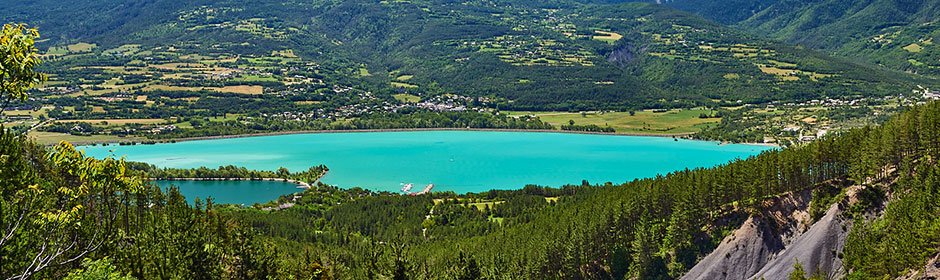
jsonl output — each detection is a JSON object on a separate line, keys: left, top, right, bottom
{"left": 26, "top": 131, "right": 143, "bottom": 146}
{"left": 56, "top": 118, "right": 169, "bottom": 126}
{"left": 391, "top": 82, "right": 418, "bottom": 89}
{"left": 506, "top": 109, "right": 721, "bottom": 135}
{"left": 4, "top": 108, "right": 50, "bottom": 117}
{"left": 592, "top": 30, "right": 623, "bottom": 43}
{"left": 393, "top": 93, "right": 421, "bottom": 103}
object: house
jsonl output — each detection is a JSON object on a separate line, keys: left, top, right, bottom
{"left": 915, "top": 85, "right": 940, "bottom": 100}
{"left": 925, "top": 90, "right": 940, "bottom": 100}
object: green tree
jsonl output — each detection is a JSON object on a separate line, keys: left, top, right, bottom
{"left": 0, "top": 23, "right": 45, "bottom": 114}
{"left": 1, "top": 136, "right": 142, "bottom": 279}
{"left": 64, "top": 258, "right": 134, "bottom": 280}
{"left": 276, "top": 167, "right": 290, "bottom": 178}
{"left": 789, "top": 261, "right": 807, "bottom": 280}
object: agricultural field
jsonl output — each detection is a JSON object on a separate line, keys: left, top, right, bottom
{"left": 506, "top": 109, "right": 721, "bottom": 135}
{"left": 592, "top": 30, "right": 623, "bottom": 44}
{"left": 642, "top": 22, "right": 841, "bottom": 83}
{"left": 4, "top": 107, "right": 51, "bottom": 118}
{"left": 26, "top": 131, "right": 143, "bottom": 146}
{"left": 46, "top": 42, "right": 97, "bottom": 55}
{"left": 442, "top": 35, "right": 596, "bottom": 67}
{"left": 7, "top": 0, "right": 930, "bottom": 148}
{"left": 35, "top": 42, "right": 329, "bottom": 99}
{"left": 56, "top": 118, "right": 169, "bottom": 126}
{"left": 391, "top": 82, "right": 418, "bottom": 89}
{"left": 393, "top": 93, "right": 421, "bottom": 103}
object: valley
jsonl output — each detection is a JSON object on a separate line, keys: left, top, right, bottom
{"left": 4, "top": 1, "right": 938, "bottom": 147}
{"left": 1, "top": 0, "right": 939, "bottom": 279}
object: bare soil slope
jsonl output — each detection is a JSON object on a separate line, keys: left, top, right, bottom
{"left": 749, "top": 203, "right": 850, "bottom": 280}
{"left": 681, "top": 190, "right": 812, "bottom": 280}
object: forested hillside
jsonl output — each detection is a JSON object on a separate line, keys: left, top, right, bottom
{"left": 650, "top": 0, "right": 940, "bottom": 76}
{"left": 2, "top": 0, "right": 934, "bottom": 110}
{"left": 2, "top": 2, "right": 940, "bottom": 279}
{"left": 4, "top": 92, "right": 938, "bottom": 279}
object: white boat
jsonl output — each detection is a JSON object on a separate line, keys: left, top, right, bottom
{"left": 401, "top": 183, "right": 413, "bottom": 193}
{"left": 418, "top": 183, "right": 434, "bottom": 194}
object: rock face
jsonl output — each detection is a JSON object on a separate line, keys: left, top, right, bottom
{"left": 749, "top": 204, "right": 850, "bottom": 280}
{"left": 681, "top": 216, "right": 782, "bottom": 280}
{"left": 682, "top": 185, "right": 864, "bottom": 280}
{"left": 681, "top": 190, "right": 813, "bottom": 280}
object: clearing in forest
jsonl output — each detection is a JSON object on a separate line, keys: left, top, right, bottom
{"left": 506, "top": 109, "right": 720, "bottom": 134}
{"left": 593, "top": 30, "right": 623, "bottom": 43}
{"left": 393, "top": 93, "right": 421, "bottom": 103}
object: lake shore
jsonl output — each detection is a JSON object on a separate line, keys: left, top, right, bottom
{"left": 153, "top": 177, "right": 312, "bottom": 189}
{"left": 84, "top": 130, "right": 774, "bottom": 193}
{"left": 71, "top": 128, "right": 777, "bottom": 147}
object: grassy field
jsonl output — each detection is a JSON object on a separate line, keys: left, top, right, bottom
{"left": 213, "top": 85, "right": 264, "bottom": 95}
{"left": 393, "top": 93, "right": 421, "bottom": 103}
{"left": 903, "top": 43, "right": 923, "bottom": 53}
{"left": 391, "top": 82, "right": 418, "bottom": 89}
{"left": 467, "top": 201, "right": 504, "bottom": 211}
{"left": 103, "top": 44, "right": 141, "bottom": 56}
{"left": 47, "top": 42, "right": 97, "bottom": 55}
{"left": 4, "top": 108, "right": 49, "bottom": 117}
{"left": 506, "top": 109, "right": 721, "bottom": 135}
{"left": 26, "top": 131, "right": 143, "bottom": 146}
{"left": 231, "top": 75, "right": 278, "bottom": 83}
{"left": 271, "top": 49, "right": 298, "bottom": 58}
{"left": 592, "top": 30, "right": 623, "bottom": 43}
{"left": 57, "top": 118, "right": 168, "bottom": 126}
{"left": 67, "top": 42, "right": 97, "bottom": 53}
{"left": 139, "top": 84, "right": 263, "bottom": 95}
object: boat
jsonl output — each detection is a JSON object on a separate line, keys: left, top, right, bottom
{"left": 401, "top": 183, "right": 413, "bottom": 193}
{"left": 418, "top": 183, "right": 434, "bottom": 194}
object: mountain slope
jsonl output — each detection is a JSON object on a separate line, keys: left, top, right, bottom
{"left": 683, "top": 186, "right": 860, "bottom": 280}
{"left": 649, "top": 0, "right": 940, "bottom": 76}
{"left": 738, "top": 0, "right": 940, "bottom": 49}
{"left": 2, "top": 0, "right": 933, "bottom": 110}
{"left": 681, "top": 189, "right": 813, "bottom": 280}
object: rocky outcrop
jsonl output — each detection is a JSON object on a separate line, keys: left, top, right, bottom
{"left": 749, "top": 203, "right": 850, "bottom": 280}
{"left": 681, "top": 189, "right": 813, "bottom": 280}
{"left": 681, "top": 216, "right": 781, "bottom": 280}
{"left": 683, "top": 184, "right": 867, "bottom": 280}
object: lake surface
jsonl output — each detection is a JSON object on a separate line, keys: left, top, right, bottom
{"left": 154, "top": 180, "right": 301, "bottom": 205}
{"left": 81, "top": 131, "right": 772, "bottom": 195}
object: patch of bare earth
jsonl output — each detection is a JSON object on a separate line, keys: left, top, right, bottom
{"left": 682, "top": 189, "right": 814, "bottom": 280}
{"left": 684, "top": 182, "right": 887, "bottom": 280}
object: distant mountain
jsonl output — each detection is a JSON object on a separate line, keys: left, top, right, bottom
{"left": 644, "top": 0, "right": 781, "bottom": 24}
{"left": 1, "top": 0, "right": 934, "bottom": 109}
{"left": 648, "top": 0, "right": 940, "bottom": 76}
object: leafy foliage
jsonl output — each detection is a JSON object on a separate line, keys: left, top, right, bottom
{"left": 0, "top": 23, "right": 46, "bottom": 111}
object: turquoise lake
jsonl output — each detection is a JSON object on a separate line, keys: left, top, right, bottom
{"left": 153, "top": 180, "right": 301, "bottom": 205}
{"left": 80, "top": 131, "right": 772, "bottom": 200}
